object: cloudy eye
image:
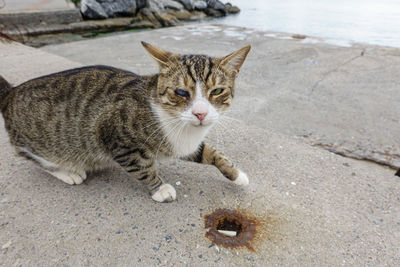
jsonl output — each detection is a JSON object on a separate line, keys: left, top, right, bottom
{"left": 174, "top": 89, "right": 190, "bottom": 99}
{"left": 210, "top": 88, "right": 224, "bottom": 96}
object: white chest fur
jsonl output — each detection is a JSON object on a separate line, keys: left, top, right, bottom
{"left": 151, "top": 103, "right": 211, "bottom": 157}
{"left": 166, "top": 123, "right": 210, "bottom": 157}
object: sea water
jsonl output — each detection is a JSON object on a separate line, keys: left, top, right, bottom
{"left": 218, "top": 0, "right": 400, "bottom": 48}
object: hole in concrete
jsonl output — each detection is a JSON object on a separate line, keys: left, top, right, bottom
{"left": 395, "top": 169, "right": 400, "bottom": 177}
{"left": 204, "top": 209, "right": 258, "bottom": 251}
{"left": 217, "top": 217, "right": 242, "bottom": 234}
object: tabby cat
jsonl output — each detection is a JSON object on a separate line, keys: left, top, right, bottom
{"left": 0, "top": 42, "right": 250, "bottom": 202}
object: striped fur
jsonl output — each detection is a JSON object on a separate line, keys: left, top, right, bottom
{"left": 0, "top": 42, "right": 250, "bottom": 202}
{"left": 0, "top": 75, "right": 12, "bottom": 111}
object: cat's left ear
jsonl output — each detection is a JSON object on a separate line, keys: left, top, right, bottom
{"left": 141, "top": 41, "right": 172, "bottom": 66}
{"left": 220, "top": 45, "right": 251, "bottom": 76}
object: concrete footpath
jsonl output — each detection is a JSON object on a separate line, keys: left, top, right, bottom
{"left": 0, "top": 25, "right": 399, "bottom": 266}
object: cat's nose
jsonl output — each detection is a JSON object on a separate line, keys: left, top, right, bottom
{"left": 193, "top": 112, "right": 208, "bottom": 122}
{"left": 192, "top": 101, "right": 208, "bottom": 123}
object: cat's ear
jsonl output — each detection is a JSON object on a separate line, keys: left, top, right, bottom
{"left": 220, "top": 45, "right": 251, "bottom": 76}
{"left": 141, "top": 41, "right": 172, "bottom": 66}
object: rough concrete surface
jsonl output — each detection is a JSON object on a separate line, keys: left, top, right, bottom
{"left": 1, "top": 25, "right": 400, "bottom": 266}
{"left": 42, "top": 24, "right": 400, "bottom": 169}
{"left": 0, "top": 41, "right": 81, "bottom": 83}
{"left": 0, "top": 9, "right": 81, "bottom": 29}
{"left": 0, "top": 0, "right": 74, "bottom": 13}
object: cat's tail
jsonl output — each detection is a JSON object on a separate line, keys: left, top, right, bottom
{"left": 0, "top": 75, "right": 12, "bottom": 111}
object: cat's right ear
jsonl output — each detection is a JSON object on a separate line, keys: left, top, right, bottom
{"left": 141, "top": 41, "right": 172, "bottom": 66}
{"left": 220, "top": 45, "right": 251, "bottom": 77}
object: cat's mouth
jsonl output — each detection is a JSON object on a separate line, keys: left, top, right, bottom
{"left": 192, "top": 120, "right": 213, "bottom": 127}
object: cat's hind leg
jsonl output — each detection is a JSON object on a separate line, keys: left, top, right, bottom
{"left": 17, "top": 147, "right": 87, "bottom": 185}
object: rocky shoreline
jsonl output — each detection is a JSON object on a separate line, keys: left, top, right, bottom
{"left": 0, "top": 0, "right": 239, "bottom": 46}
{"left": 81, "top": 0, "right": 240, "bottom": 27}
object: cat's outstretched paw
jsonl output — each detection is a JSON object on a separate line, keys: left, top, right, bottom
{"left": 152, "top": 184, "right": 177, "bottom": 202}
{"left": 233, "top": 170, "right": 249, "bottom": 186}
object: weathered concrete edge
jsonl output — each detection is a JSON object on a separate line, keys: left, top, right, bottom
{"left": 2, "top": 18, "right": 154, "bottom": 37}
{"left": 0, "top": 9, "right": 82, "bottom": 27}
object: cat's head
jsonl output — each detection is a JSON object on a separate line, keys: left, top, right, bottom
{"left": 143, "top": 41, "right": 250, "bottom": 128}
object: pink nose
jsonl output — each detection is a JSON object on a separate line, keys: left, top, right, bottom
{"left": 193, "top": 112, "right": 207, "bottom": 122}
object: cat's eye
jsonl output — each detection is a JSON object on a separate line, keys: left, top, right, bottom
{"left": 210, "top": 88, "right": 224, "bottom": 96}
{"left": 174, "top": 89, "right": 190, "bottom": 99}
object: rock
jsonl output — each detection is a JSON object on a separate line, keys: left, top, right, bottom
{"left": 193, "top": 1, "right": 207, "bottom": 10}
{"left": 169, "top": 9, "right": 192, "bottom": 20}
{"left": 147, "top": 0, "right": 184, "bottom": 12}
{"left": 175, "top": 0, "right": 194, "bottom": 11}
{"left": 225, "top": 3, "right": 240, "bottom": 14}
{"left": 81, "top": 0, "right": 140, "bottom": 19}
{"left": 136, "top": 0, "right": 147, "bottom": 10}
{"left": 144, "top": 1, "right": 183, "bottom": 26}
{"left": 205, "top": 0, "right": 227, "bottom": 14}
{"left": 81, "top": 0, "right": 233, "bottom": 21}
{"left": 161, "top": 0, "right": 184, "bottom": 10}
{"left": 137, "top": 7, "right": 162, "bottom": 28}
{"left": 147, "top": 0, "right": 163, "bottom": 12}
{"left": 153, "top": 11, "right": 180, "bottom": 26}
{"left": 203, "top": 8, "right": 223, "bottom": 17}
{"left": 81, "top": 0, "right": 108, "bottom": 19}
{"left": 189, "top": 10, "right": 206, "bottom": 20}
{"left": 2, "top": 240, "right": 12, "bottom": 250}
{"left": 100, "top": 0, "right": 138, "bottom": 17}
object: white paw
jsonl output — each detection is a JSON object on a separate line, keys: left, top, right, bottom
{"left": 151, "top": 184, "right": 177, "bottom": 202}
{"left": 50, "top": 170, "right": 87, "bottom": 185}
{"left": 233, "top": 170, "right": 249, "bottom": 186}
{"left": 75, "top": 170, "right": 87, "bottom": 181}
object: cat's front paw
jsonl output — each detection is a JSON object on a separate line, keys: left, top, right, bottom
{"left": 151, "top": 184, "right": 177, "bottom": 202}
{"left": 233, "top": 170, "right": 249, "bottom": 186}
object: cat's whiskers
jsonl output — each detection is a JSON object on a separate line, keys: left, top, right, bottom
{"left": 220, "top": 116, "right": 250, "bottom": 140}
{"left": 219, "top": 118, "right": 241, "bottom": 135}
{"left": 220, "top": 114, "right": 242, "bottom": 123}
{"left": 141, "top": 114, "right": 179, "bottom": 133}
{"left": 143, "top": 117, "right": 181, "bottom": 146}
{"left": 156, "top": 122, "right": 184, "bottom": 158}
{"left": 217, "top": 117, "right": 255, "bottom": 164}
{"left": 215, "top": 120, "right": 241, "bottom": 144}
{"left": 140, "top": 115, "right": 176, "bottom": 131}
{"left": 155, "top": 120, "right": 184, "bottom": 159}
{"left": 166, "top": 121, "right": 186, "bottom": 159}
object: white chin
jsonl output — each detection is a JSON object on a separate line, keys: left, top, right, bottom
{"left": 192, "top": 121, "right": 213, "bottom": 127}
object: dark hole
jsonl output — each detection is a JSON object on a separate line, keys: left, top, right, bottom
{"left": 205, "top": 209, "right": 258, "bottom": 250}
{"left": 395, "top": 169, "right": 400, "bottom": 177}
{"left": 217, "top": 218, "right": 242, "bottom": 234}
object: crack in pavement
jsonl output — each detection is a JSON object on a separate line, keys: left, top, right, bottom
{"left": 308, "top": 141, "right": 400, "bottom": 169}
{"left": 309, "top": 48, "right": 366, "bottom": 95}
